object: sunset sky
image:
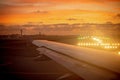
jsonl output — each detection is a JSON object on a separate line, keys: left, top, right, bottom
{"left": 0, "top": 0, "right": 120, "bottom": 25}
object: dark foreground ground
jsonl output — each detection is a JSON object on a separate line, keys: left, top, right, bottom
{"left": 0, "top": 39, "right": 82, "bottom": 80}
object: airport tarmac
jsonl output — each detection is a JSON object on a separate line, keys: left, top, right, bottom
{"left": 0, "top": 39, "right": 81, "bottom": 80}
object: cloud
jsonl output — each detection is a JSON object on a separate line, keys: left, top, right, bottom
{"left": 116, "top": 13, "right": 120, "bottom": 17}
{"left": 115, "top": 13, "right": 120, "bottom": 19}
{"left": 33, "top": 10, "right": 49, "bottom": 14}
{"left": 0, "top": 2, "right": 51, "bottom": 15}
{"left": 67, "top": 18, "right": 77, "bottom": 21}
{"left": 0, "top": 2, "right": 51, "bottom": 7}
{"left": 105, "top": 0, "right": 120, "bottom": 2}
{"left": 0, "top": 23, "right": 120, "bottom": 35}
{"left": 27, "top": 22, "right": 43, "bottom": 24}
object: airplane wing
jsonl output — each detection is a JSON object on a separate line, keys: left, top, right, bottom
{"left": 32, "top": 40, "right": 120, "bottom": 80}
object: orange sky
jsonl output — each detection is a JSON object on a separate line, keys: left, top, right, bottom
{"left": 0, "top": 0, "right": 120, "bottom": 25}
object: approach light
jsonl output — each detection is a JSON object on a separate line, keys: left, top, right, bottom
{"left": 118, "top": 52, "right": 120, "bottom": 55}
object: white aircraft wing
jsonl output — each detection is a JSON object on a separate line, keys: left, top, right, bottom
{"left": 32, "top": 40, "right": 120, "bottom": 80}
